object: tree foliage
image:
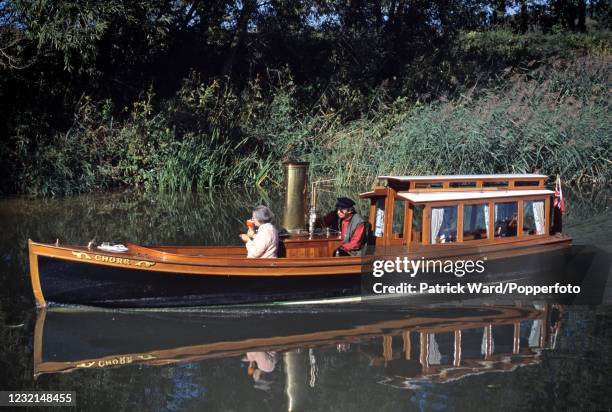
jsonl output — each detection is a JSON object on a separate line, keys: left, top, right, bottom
{"left": 0, "top": 0, "right": 610, "bottom": 194}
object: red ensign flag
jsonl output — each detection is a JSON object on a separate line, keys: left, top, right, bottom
{"left": 554, "top": 175, "right": 566, "bottom": 214}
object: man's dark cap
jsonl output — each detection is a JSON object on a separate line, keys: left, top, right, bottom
{"left": 335, "top": 197, "right": 355, "bottom": 209}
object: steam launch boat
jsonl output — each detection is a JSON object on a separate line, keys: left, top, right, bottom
{"left": 28, "top": 171, "right": 572, "bottom": 307}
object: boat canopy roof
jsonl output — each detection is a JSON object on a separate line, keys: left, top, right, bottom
{"left": 398, "top": 189, "right": 554, "bottom": 203}
{"left": 378, "top": 174, "right": 547, "bottom": 181}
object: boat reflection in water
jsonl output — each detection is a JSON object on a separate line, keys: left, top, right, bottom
{"left": 371, "top": 304, "right": 563, "bottom": 389}
{"left": 34, "top": 303, "right": 563, "bottom": 393}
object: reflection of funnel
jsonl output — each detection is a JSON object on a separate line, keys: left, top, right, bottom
{"left": 284, "top": 351, "right": 308, "bottom": 411}
{"left": 282, "top": 162, "right": 309, "bottom": 232}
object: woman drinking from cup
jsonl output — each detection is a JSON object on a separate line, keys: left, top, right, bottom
{"left": 239, "top": 205, "right": 279, "bottom": 258}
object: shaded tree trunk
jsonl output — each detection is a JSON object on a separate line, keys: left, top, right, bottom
{"left": 577, "top": 0, "right": 586, "bottom": 32}
{"left": 222, "top": 0, "right": 254, "bottom": 78}
{"left": 518, "top": 0, "right": 529, "bottom": 33}
{"left": 491, "top": 0, "right": 506, "bottom": 26}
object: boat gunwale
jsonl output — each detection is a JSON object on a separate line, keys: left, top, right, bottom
{"left": 28, "top": 241, "right": 365, "bottom": 269}
{"left": 28, "top": 234, "right": 572, "bottom": 271}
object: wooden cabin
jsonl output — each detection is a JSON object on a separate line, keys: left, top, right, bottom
{"left": 280, "top": 173, "right": 561, "bottom": 258}
{"left": 360, "top": 174, "right": 556, "bottom": 248}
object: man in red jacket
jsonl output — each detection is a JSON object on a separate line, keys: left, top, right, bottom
{"left": 334, "top": 197, "right": 367, "bottom": 257}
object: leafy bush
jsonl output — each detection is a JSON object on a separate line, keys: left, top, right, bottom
{"left": 3, "top": 30, "right": 610, "bottom": 195}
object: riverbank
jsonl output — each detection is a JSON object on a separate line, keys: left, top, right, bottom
{"left": 2, "top": 30, "right": 610, "bottom": 195}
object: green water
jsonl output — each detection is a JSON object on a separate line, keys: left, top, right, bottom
{"left": 0, "top": 187, "right": 610, "bottom": 411}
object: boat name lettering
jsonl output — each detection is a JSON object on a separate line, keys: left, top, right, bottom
{"left": 71, "top": 251, "right": 155, "bottom": 268}
{"left": 94, "top": 255, "right": 131, "bottom": 265}
{"left": 96, "top": 356, "right": 133, "bottom": 367}
{"left": 76, "top": 355, "right": 155, "bottom": 369}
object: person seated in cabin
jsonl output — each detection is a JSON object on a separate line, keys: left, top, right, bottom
{"left": 506, "top": 213, "right": 518, "bottom": 236}
{"left": 239, "top": 205, "right": 279, "bottom": 258}
{"left": 438, "top": 228, "right": 457, "bottom": 243}
{"left": 333, "top": 197, "right": 367, "bottom": 257}
{"left": 495, "top": 213, "right": 518, "bottom": 237}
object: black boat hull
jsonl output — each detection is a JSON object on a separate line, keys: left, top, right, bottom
{"left": 34, "top": 243, "right": 588, "bottom": 307}
{"left": 37, "top": 256, "right": 361, "bottom": 307}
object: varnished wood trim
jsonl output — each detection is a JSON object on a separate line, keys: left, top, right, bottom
{"left": 403, "top": 199, "right": 410, "bottom": 243}
{"left": 411, "top": 194, "right": 550, "bottom": 206}
{"left": 33, "top": 307, "right": 47, "bottom": 378}
{"left": 360, "top": 187, "right": 387, "bottom": 198}
{"left": 27, "top": 229, "right": 571, "bottom": 286}
{"left": 29, "top": 241, "right": 367, "bottom": 277}
{"left": 423, "top": 205, "right": 431, "bottom": 244}
{"left": 420, "top": 332, "right": 429, "bottom": 370}
{"left": 369, "top": 200, "right": 376, "bottom": 228}
{"left": 388, "top": 177, "right": 545, "bottom": 193}
{"left": 382, "top": 335, "right": 393, "bottom": 361}
{"left": 457, "top": 204, "right": 464, "bottom": 242}
{"left": 407, "top": 203, "right": 414, "bottom": 244}
{"left": 513, "top": 322, "right": 520, "bottom": 355}
{"left": 28, "top": 239, "right": 46, "bottom": 307}
{"left": 488, "top": 201, "right": 495, "bottom": 242}
{"left": 484, "top": 324, "right": 492, "bottom": 359}
{"left": 517, "top": 200, "right": 524, "bottom": 237}
{"left": 545, "top": 196, "right": 551, "bottom": 236}
{"left": 454, "top": 330, "right": 462, "bottom": 367}
{"left": 396, "top": 236, "right": 571, "bottom": 262}
{"left": 384, "top": 187, "right": 396, "bottom": 245}
{"left": 403, "top": 331, "right": 411, "bottom": 360}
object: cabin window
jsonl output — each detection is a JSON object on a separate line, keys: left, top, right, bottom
{"left": 415, "top": 182, "right": 443, "bottom": 189}
{"left": 374, "top": 198, "right": 385, "bottom": 237}
{"left": 483, "top": 181, "right": 509, "bottom": 188}
{"left": 450, "top": 181, "right": 477, "bottom": 188}
{"left": 463, "top": 204, "right": 489, "bottom": 241}
{"left": 389, "top": 181, "right": 410, "bottom": 191}
{"left": 494, "top": 202, "right": 518, "bottom": 237}
{"left": 514, "top": 180, "right": 539, "bottom": 187}
{"left": 523, "top": 200, "right": 546, "bottom": 235}
{"left": 392, "top": 199, "right": 405, "bottom": 238}
{"left": 411, "top": 204, "right": 424, "bottom": 243}
{"left": 430, "top": 206, "right": 458, "bottom": 244}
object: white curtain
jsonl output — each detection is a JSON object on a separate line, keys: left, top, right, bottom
{"left": 428, "top": 334, "right": 441, "bottom": 365}
{"left": 483, "top": 204, "right": 490, "bottom": 238}
{"left": 431, "top": 208, "right": 444, "bottom": 243}
{"left": 528, "top": 320, "right": 542, "bottom": 347}
{"left": 494, "top": 204, "right": 500, "bottom": 227}
{"left": 533, "top": 201, "right": 545, "bottom": 235}
{"left": 374, "top": 207, "right": 385, "bottom": 237}
{"left": 481, "top": 329, "right": 495, "bottom": 355}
